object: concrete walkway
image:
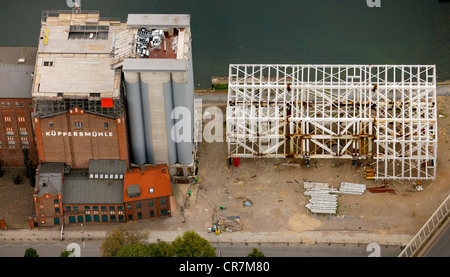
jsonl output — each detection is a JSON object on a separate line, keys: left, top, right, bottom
{"left": 0, "top": 227, "right": 413, "bottom": 247}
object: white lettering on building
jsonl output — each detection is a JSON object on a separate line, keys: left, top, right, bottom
{"left": 45, "top": 131, "right": 113, "bottom": 137}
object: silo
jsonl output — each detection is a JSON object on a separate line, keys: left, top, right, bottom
{"left": 140, "top": 72, "right": 173, "bottom": 165}
{"left": 172, "top": 70, "right": 193, "bottom": 166}
{"left": 163, "top": 79, "right": 178, "bottom": 165}
{"left": 124, "top": 71, "right": 146, "bottom": 164}
{"left": 139, "top": 77, "right": 155, "bottom": 165}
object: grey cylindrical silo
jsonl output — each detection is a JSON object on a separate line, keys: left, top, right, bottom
{"left": 139, "top": 78, "right": 155, "bottom": 165}
{"left": 163, "top": 80, "right": 178, "bottom": 165}
{"left": 124, "top": 71, "right": 146, "bottom": 165}
{"left": 172, "top": 70, "right": 193, "bottom": 166}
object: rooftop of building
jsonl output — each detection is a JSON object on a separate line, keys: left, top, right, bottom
{"left": 35, "top": 162, "right": 65, "bottom": 197}
{"left": 0, "top": 47, "right": 37, "bottom": 99}
{"left": 62, "top": 172, "right": 124, "bottom": 204}
{"left": 124, "top": 164, "right": 172, "bottom": 203}
{"left": 33, "top": 10, "right": 125, "bottom": 99}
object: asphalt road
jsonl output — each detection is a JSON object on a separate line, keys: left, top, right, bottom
{"left": 0, "top": 241, "right": 402, "bottom": 257}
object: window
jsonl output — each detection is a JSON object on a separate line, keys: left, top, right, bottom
{"left": 55, "top": 207, "right": 60, "bottom": 214}
{"left": 54, "top": 218, "right": 60, "bottom": 225}
{"left": 150, "top": 210, "right": 154, "bottom": 217}
{"left": 137, "top": 212, "right": 142, "bottom": 219}
{"left": 160, "top": 198, "right": 167, "bottom": 205}
{"left": 127, "top": 204, "right": 132, "bottom": 210}
{"left": 21, "top": 141, "right": 29, "bottom": 147}
{"left": 54, "top": 199, "right": 59, "bottom": 204}
{"left": 93, "top": 206, "right": 98, "bottom": 211}
{"left": 110, "top": 215, "right": 116, "bottom": 222}
{"left": 78, "top": 216, "right": 84, "bottom": 223}
{"left": 109, "top": 206, "right": 115, "bottom": 211}
{"left": 49, "top": 122, "right": 54, "bottom": 129}
{"left": 75, "top": 121, "right": 83, "bottom": 129}
{"left": 118, "top": 215, "right": 124, "bottom": 222}
{"left": 84, "top": 206, "right": 90, "bottom": 211}
{"left": 128, "top": 214, "right": 133, "bottom": 221}
{"left": 85, "top": 215, "right": 91, "bottom": 222}
{"left": 20, "top": 131, "right": 28, "bottom": 137}
{"left": 136, "top": 202, "right": 141, "bottom": 209}
{"left": 101, "top": 206, "right": 107, "bottom": 212}
{"left": 102, "top": 215, "right": 108, "bottom": 222}
{"left": 148, "top": 200, "right": 154, "bottom": 207}
{"left": 94, "top": 215, "right": 100, "bottom": 222}
{"left": 66, "top": 206, "right": 71, "bottom": 211}
{"left": 73, "top": 206, "right": 78, "bottom": 211}
{"left": 8, "top": 141, "right": 15, "bottom": 147}
{"left": 160, "top": 209, "right": 168, "bottom": 216}
{"left": 104, "top": 122, "right": 109, "bottom": 129}
{"left": 69, "top": 216, "right": 76, "bottom": 223}
{"left": 43, "top": 61, "right": 54, "bottom": 66}
{"left": 117, "top": 206, "right": 123, "bottom": 211}
{"left": 6, "top": 131, "right": 14, "bottom": 137}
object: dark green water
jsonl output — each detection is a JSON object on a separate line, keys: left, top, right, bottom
{"left": 0, "top": 0, "right": 449, "bottom": 88}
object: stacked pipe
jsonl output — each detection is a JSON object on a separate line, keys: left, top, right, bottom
{"left": 303, "top": 182, "right": 337, "bottom": 214}
{"left": 335, "top": 182, "right": 366, "bottom": 195}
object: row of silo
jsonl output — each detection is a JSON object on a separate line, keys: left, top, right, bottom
{"left": 124, "top": 67, "right": 194, "bottom": 166}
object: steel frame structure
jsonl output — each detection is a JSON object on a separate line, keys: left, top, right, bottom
{"left": 226, "top": 64, "right": 437, "bottom": 180}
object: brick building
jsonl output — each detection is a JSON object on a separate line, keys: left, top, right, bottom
{"left": 33, "top": 160, "right": 127, "bottom": 227}
{"left": 124, "top": 164, "right": 174, "bottom": 221}
{"left": 33, "top": 162, "right": 65, "bottom": 226}
{"left": 33, "top": 107, "right": 128, "bottom": 169}
{"left": 0, "top": 47, "right": 38, "bottom": 167}
{"left": 62, "top": 160, "right": 127, "bottom": 225}
{"left": 32, "top": 11, "right": 129, "bottom": 170}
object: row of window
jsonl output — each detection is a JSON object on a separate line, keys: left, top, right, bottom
{"left": 0, "top": 102, "right": 32, "bottom": 107}
{"left": 66, "top": 214, "right": 125, "bottom": 224}
{"left": 126, "top": 198, "right": 167, "bottom": 210}
{"left": 48, "top": 122, "right": 109, "bottom": 130}
{"left": 57, "top": 210, "right": 168, "bottom": 224}
{"left": 0, "top": 140, "right": 29, "bottom": 148}
{"left": 65, "top": 205, "right": 122, "bottom": 212}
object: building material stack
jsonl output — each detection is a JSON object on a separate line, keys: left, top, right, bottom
{"left": 303, "top": 182, "right": 338, "bottom": 215}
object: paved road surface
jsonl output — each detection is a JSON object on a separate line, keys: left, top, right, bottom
{"left": 0, "top": 241, "right": 402, "bottom": 257}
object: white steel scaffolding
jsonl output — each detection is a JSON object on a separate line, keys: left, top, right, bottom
{"left": 226, "top": 64, "right": 437, "bottom": 180}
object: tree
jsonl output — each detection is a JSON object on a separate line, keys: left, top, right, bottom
{"left": 147, "top": 241, "right": 174, "bottom": 257}
{"left": 24, "top": 248, "right": 39, "bottom": 257}
{"left": 247, "top": 248, "right": 265, "bottom": 257}
{"left": 60, "top": 249, "right": 75, "bottom": 257}
{"left": 100, "top": 225, "right": 149, "bottom": 257}
{"left": 171, "top": 231, "right": 216, "bottom": 257}
{"left": 115, "top": 243, "right": 151, "bottom": 257}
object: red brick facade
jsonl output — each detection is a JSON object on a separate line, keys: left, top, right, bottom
{"left": 34, "top": 107, "right": 129, "bottom": 169}
{"left": 0, "top": 99, "right": 38, "bottom": 167}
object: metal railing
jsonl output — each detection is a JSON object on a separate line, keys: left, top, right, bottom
{"left": 399, "top": 193, "right": 450, "bottom": 257}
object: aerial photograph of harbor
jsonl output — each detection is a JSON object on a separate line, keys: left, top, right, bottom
{"left": 0, "top": 0, "right": 448, "bottom": 272}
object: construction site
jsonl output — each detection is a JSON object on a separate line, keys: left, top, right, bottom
{"left": 150, "top": 64, "right": 449, "bottom": 239}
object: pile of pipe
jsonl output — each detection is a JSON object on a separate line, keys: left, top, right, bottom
{"left": 335, "top": 182, "right": 366, "bottom": 195}
{"left": 303, "top": 182, "right": 337, "bottom": 214}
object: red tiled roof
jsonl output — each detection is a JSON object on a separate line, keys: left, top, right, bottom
{"left": 124, "top": 164, "right": 172, "bottom": 203}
